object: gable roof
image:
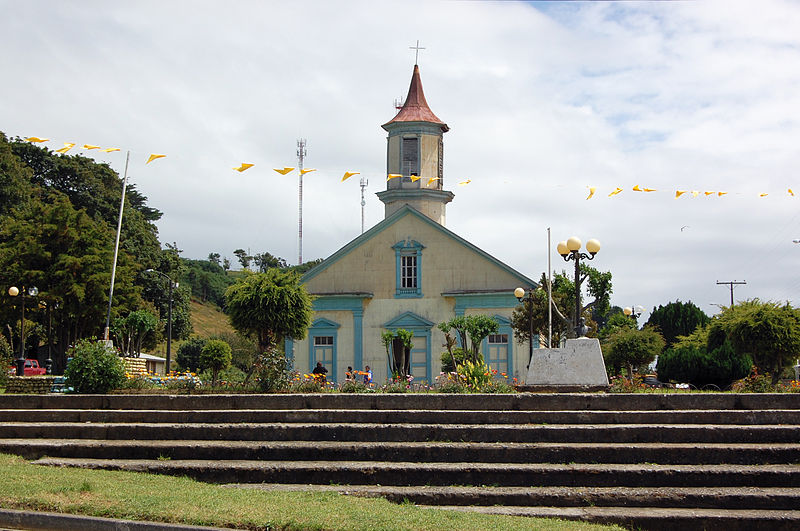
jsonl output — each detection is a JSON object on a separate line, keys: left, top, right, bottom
{"left": 301, "top": 204, "right": 537, "bottom": 288}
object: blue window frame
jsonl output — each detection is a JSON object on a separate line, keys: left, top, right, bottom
{"left": 393, "top": 239, "right": 424, "bottom": 298}
{"left": 308, "top": 318, "right": 340, "bottom": 383}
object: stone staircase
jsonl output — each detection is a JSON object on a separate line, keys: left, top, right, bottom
{"left": 0, "top": 393, "right": 799, "bottom": 530}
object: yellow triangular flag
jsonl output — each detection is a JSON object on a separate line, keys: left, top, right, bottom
{"left": 427, "top": 177, "right": 441, "bottom": 186}
{"left": 789, "top": 188, "right": 794, "bottom": 196}
{"left": 691, "top": 191, "right": 699, "bottom": 197}
{"left": 273, "top": 167, "right": 295, "bottom": 175}
{"left": 83, "top": 144, "right": 100, "bottom": 150}
{"left": 586, "top": 187, "right": 596, "bottom": 200}
{"left": 25, "top": 137, "right": 49, "bottom": 143}
{"left": 101, "top": 147, "right": 120, "bottom": 153}
{"left": 675, "top": 190, "right": 686, "bottom": 199}
{"left": 609, "top": 187, "right": 623, "bottom": 197}
{"left": 342, "top": 171, "right": 360, "bottom": 182}
{"left": 146, "top": 154, "right": 166, "bottom": 164}
{"left": 718, "top": 192, "right": 727, "bottom": 197}
{"left": 300, "top": 168, "right": 317, "bottom": 176}
{"left": 410, "top": 175, "right": 421, "bottom": 182}
{"left": 643, "top": 187, "right": 656, "bottom": 192}
{"left": 458, "top": 180, "right": 471, "bottom": 186}
{"left": 387, "top": 174, "right": 402, "bottom": 181}
{"left": 760, "top": 193, "right": 768, "bottom": 197}
{"left": 55, "top": 143, "right": 75, "bottom": 154}
{"left": 704, "top": 191, "right": 714, "bottom": 196}
{"left": 632, "top": 185, "right": 643, "bottom": 192}
{"left": 233, "top": 163, "right": 254, "bottom": 172}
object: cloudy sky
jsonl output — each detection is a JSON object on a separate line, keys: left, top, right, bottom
{"left": 3, "top": 0, "right": 800, "bottom": 321}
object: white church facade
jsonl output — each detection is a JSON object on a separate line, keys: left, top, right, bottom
{"left": 286, "top": 64, "right": 538, "bottom": 384}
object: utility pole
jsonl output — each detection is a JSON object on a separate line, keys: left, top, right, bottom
{"left": 297, "top": 139, "right": 306, "bottom": 266}
{"left": 359, "top": 175, "right": 369, "bottom": 234}
{"left": 716, "top": 280, "right": 746, "bottom": 306}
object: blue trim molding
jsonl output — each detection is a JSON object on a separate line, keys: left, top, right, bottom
{"left": 383, "top": 312, "right": 434, "bottom": 383}
{"left": 446, "top": 292, "right": 520, "bottom": 316}
{"left": 393, "top": 239, "right": 425, "bottom": 298}
{"left": 309, "top": 295, "right": 370, "bottom": 375}
{"left": 308, "top": 318, "right": 340, "bottom": 383}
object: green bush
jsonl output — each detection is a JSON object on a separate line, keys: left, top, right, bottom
{"left": 339, "top": 380, "right": 369, "bottom": 393}
{"left": 254, "top": 348, "right": 293, "bottom": 392}
{"left": 176, "top": 337, "right": 207, "bottom": 372}
{"left": 0, "top": 335, "right": 13, "bottom": 387}
{"left": 657, "top": 340, "right": 751, "bottom": 389}
{"left": 440, "top": 347, "right": 467, "bottom": 373}
{"left": 200, "top": 339, "right": 232, "bottom": 386}
{"left": 64, "top": 339, "right": 126, "bottom": 393}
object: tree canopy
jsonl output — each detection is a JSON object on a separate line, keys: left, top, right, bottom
{"left": 225, "top": 269, "right": 314, "bottom": 353}
{"left": 645, "top": 300, "right": 710, "bottom": 348}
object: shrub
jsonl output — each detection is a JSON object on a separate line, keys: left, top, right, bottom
{"left": 254, "top": 348, "right": 293, "bottom": 392}
{"left": 440, "top": 347, "right": 467, "bottom": 373}
{"left": 200, "top": 339, "right": 232, "bottom": 386}
{"left": 339, "top": 380, "right": 369, "bottom": 393}
{"left": 0, "top": 335, "right": 13, "bottom": 387}
{"left": 731, "top": 366, "right": 776, "bottom": 393}
{"left": 64, "top": 339, "right": 126, "bottom": 393}
{"left": 176, "top": 337, "right": 207, "bottom": 372}
{"left": 657, "top": 340, "right": 751, "bottom": 389}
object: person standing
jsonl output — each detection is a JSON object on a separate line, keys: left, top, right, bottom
{"left": 363, "top": 365, "right": 372, "bottom": 384}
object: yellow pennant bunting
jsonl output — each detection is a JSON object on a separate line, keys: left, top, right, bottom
{"left": 608, "top": 187, "right": 623, "bottom": 197}
{"left": 410, "top": 175, "right": 421, "bottom": 182}
{"left": 760, "top": 193, "right": 768, "bottom": 197}
{"left": 691, "top": 191, "right": 699, "bottom": 197}
{"left": 300, "top": 168, "right": 317, "bottom": 175}
{"left": 586, "top": 187, "right": 596, "bottom": 200}
{"left": 427, "top": 177, "right": 441, "bottom": 186}
{"left": 233, "top": 163, "right": 254, "bottom": 172}
{"left": 273, "top": 167, "right": 295, "bottom": 175}
{"left": 718, "top": 192, "right": 727, "bottom": 197}
{"left": 704, "top": 191, "right": 714, "bottom": 196}
{"left": 146, "top": 154, "right": 166, "bottom": 164}
{"left": 55, "top": 142, "right": 75, "bottom": 154}
{"left": 386, "top": 174, "right": 402, "bottom": 181}
{"left": 83, "top": 144, "right": 100, "bottom": 150}
{"left": 632, "top": 185, "right": 643, "bottom": 192}
{"left": 789, "top": 188, "right": 795, "bottom": 196}
{"left": 25, "top": 137, "right": 49, "bottom": 143}
{"left": 458, "top": 180, "right": 471, "bottom": 186}
{"left": 675, "top": 190, "right": 686, "bottom": 199}
{"left": 101, "top": 147, "right": 120, "bottom": 153}
{"left": 643, "top": 187, "right": 656, "bottom": 192}
{"left": 341, "top": 171, "right": 360, "bottom": 182}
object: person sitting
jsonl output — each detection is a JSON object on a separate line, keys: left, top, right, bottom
{"left": 312, "top": 362, "right": 328, "bottom": 381}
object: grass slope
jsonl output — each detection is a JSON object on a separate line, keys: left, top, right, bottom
{"left": 189, "top": 298, "right": 235, "bottom": 338}
{"left": 0, "top": 454, "right": 621, "bottom": 531}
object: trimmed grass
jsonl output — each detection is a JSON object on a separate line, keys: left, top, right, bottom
{"left": 0, "top": 454, "right": 622, "bottom": 531}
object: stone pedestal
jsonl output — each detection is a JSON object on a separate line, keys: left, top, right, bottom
{"left": 522, "top": 337, "right": 609, "bottom": 391}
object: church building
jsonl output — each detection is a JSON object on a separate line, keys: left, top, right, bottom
{"left": 286, "top": 63, "right": 538, "bottom": 384}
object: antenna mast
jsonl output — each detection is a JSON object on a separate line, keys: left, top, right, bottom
{"left": 297, "top": 138, "right": 306, "bottom": 265}
{"left": 360, "top": 175, "right": 369, "bottom": 234}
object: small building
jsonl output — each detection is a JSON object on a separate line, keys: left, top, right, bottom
{"left": 287, "top": 63, "right": 538, "bottom": 384}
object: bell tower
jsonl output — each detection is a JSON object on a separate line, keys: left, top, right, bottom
{"left": 377, "top": 64, "right": 454, "bottom": 225}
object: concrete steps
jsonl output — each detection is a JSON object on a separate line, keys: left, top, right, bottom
{"left": 0, "top": 392, "right": 799, "bottom": 530}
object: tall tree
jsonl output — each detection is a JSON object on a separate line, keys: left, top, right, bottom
{"left": 645, "top": 300, "right": 710, "bottom": 348}
{"left": 604, "top": 326, "right": 665, "bottom": 378}
{"left": 225, "top": 269, "right": 313, "bottom": 353}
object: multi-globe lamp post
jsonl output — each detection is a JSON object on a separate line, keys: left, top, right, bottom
{"left": 623, "top": 305, "right": 645, "bottom": 322}
{"left": 7, "top": 285, "right": 38, "bottom": 376}
{"left": 557, "top": 236, "right": 601, "bottom": 338}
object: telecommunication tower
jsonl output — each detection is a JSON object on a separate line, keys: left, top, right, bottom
{"left": 297, "top": 138, "right": 306, "bottom": 265}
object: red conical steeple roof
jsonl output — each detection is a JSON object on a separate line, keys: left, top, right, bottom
{"left": 382, "top": 65, "right": 448, "bottom": 132}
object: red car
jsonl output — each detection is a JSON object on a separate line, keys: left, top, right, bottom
{"left": 7, "top": 359, "right": 47, "bottom": 376}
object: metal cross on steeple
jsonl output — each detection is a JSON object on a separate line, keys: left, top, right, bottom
{"left": 409, "top": 40, "right": 425, "bottom": 65}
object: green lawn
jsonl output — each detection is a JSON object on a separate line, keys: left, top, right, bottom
{"left": 0, "top": 454, "right": 621, "bottom": 531}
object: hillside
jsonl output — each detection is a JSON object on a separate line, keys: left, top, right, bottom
{"left": 189, "top": 299, "right": 235, "bottom": 337}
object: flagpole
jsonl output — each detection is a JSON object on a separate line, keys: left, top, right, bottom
{"left": 547, "top": 226, "right": 552, "bottom": 348}
{"left": 104, "top": 150, "right": 130, "bottom": 341}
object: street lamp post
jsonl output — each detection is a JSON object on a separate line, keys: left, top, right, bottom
{"left": 40, "top": 299, "right": 59, "bottom": 374}
{"left": 145, "top": 269, "right": 177, "bottom": 375}
{"left": 514, "top": 287, "right": 537, "bottom": 366}
{"left": 557, "top": 237, "right": 601, "bottom": 338}
{"left": 8, "top": 285, "right": 38, "bottom": 376}
{"left": 623, "top": 305, "right": 645, "bottom": 322}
